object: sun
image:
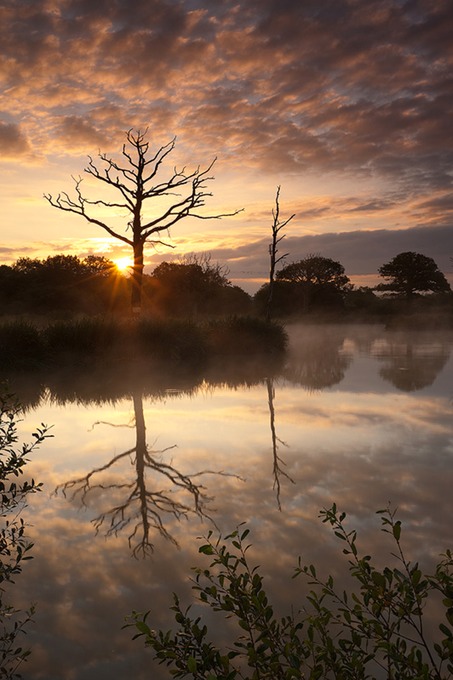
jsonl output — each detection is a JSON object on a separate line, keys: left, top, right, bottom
{"left": 114, "top": 256, "right": 133, "bottom": 273}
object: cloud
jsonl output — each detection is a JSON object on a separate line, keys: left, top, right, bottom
{"left": 0, "top": 121, "right": 32, "bottom": 159}
{"left": 0, "top": 0, "right": 451, "bottom": 186}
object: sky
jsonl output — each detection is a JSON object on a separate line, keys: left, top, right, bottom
{"left": 1, "top": 0, "right": 453, "bottom": 292}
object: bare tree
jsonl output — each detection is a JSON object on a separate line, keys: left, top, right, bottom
{"left": 266, "top": 186, "right": 294, "bottom": 321}
{"left": 45, "top": 129, "right": 241, "bottom": 313}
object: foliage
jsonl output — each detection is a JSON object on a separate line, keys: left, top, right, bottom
{"left": 205, "top": 317, "right": 288, "bottom": 357}
{"left": 277, "top": 255, "right": 350, "bottom": 290}
{"left": 129, "top": 505, "right": 453, "bottom": 679}
{"left": 147, "top": 258, "right": 249, "bottom": 318}
{"left": 0, "top": 316, "right": 286, "bottom": 374}
{"left": 0, "top": 322, "right": 45, "bottom": 371}
{"left": 0, "top": 391, "right": 51, "bottom": 677}
{"left": 0, "top": 254, "right": 124, "bottom": 315}
{"left": 377, "top": 252, "right": 451, "bottom": 300}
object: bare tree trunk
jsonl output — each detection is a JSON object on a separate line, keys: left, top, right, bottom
{"left": 266, "top": 187, "right": 293, "bottom": 322}
{"left": 131, "top": 240, "right": 144, "bottom": 314}
{"left": 45, "top": 129, "right": 242, "bottom": 316}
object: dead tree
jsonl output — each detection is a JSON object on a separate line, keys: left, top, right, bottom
{"left": 45, "top": 129, "right": 241, "bottom": 314}
{"left": 266, "top": 186, "right": 294, "bottom": 322}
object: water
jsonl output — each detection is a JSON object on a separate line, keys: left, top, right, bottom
{"left": 7, "top": 323, "right": 453, "bottom": 679}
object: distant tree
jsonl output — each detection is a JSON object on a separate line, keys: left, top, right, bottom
{"left": 377, "top": 251, "right": 450, "bottom": 300}
{"left": 272, "top": 254, "right": 351, "bottom": 313}
{"left": 277, "top": 254, "right": 350, "bottom": 288}
{"left": 266, "top": 187, "right": 293, "bottom": 322}
{"left": 148, "top": 257, "right": 249, "bottom": 317}
{"left": 8, "top": 254, "right": 121, "bottom": 314}
{"left": 45, "top": 129, "right": 241, "bottom": 314}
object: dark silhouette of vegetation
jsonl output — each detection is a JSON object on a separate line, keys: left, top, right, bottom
{"left": 377, "top": 252, "right": 451, "bottom": 300}
{"left": 0, "top": 316, "right": 287, "bottom": 375}
{"left": 129, "top": 505, "right": 453, "bottom": 680}
{"left": 146, "top": 256, "right": 251, "bottom": 317}
{"left": 1, "top": 248, "right": 451, "bottom": 326}
{"left": 0, "top": 254, "right": 127, "bottom": 316}
{"left": 45, "top": 129, "right": 241, "bottom": 314}
{"left": 266, "top": 187, "right": 293, "bottom": 322}
{"left": 0, "top": 391, "right": 51, "bottom": 677}
{"left": 256, "top": 255, "right": 351, "bottom": 318}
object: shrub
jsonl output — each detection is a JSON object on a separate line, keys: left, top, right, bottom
{"left": 205, "top": 317, "right": 288, "bottom": 357}
{"left": 0, "top": 322, "right": 45, "bottom": 371}
{"left": 129, "top": 505, "right": 453, "bottom": 679}
{"left": 0, "top": 391, "right": 51, "bottom": 677}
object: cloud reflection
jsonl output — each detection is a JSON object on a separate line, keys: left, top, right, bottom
{"left": 8, "top": 324, "right": 453, "bottom": 678}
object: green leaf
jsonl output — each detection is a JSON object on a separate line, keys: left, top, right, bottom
{"left": 199, "top": 544, "right": 215, "bottom": 555}
{"left": 392, "top": 521, "right": 401, "bottom": 541}
{"left": 187, "top": 656, "right": 197, "bottom": 673}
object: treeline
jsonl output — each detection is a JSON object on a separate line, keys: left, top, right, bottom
{"left": 0, "top": 254, "right": 251, "bottom": 317}
{"left": 0, "top": 251, "right": 451, "bottom": 322}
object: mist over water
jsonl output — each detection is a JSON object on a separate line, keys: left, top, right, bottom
{"left": 8, "top": 323, "right": 453, "bottom": 680}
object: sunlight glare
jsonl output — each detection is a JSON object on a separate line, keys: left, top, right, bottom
{"left": 114, "top": 256, "right": 133, "bottom": 273}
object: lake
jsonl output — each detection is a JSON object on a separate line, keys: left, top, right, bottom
{"left": 8, "top": 323, "right": 453, "bottom": 679}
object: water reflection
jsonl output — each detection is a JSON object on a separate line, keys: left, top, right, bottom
{"left": 375, "top": 335, "right": 451, "bottom": 392}
{"left": 283, "top": 325, "right": 351, "bottom": 390}
{"left": 56, "top": 391, "right": 239, "bottom": 557}
{"left": 266, "top": 377, "right": 294, "bottom": 509}
{"left": 3, "top": 325, "right": 453, "bottom": 679}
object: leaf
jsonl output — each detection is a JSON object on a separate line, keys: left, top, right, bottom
{"left": 392, "top": 521, "right": 401, "bottom": 541}
{"left": 199, "top": 544, "right": 214, "bottom": 555}
{"left": 187, "top": 656, "right": 197, "bottom": 673}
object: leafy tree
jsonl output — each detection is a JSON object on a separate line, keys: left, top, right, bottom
{"left": 45, "top": 129, "right": 240, "bottom": 314}
{"left": 148, "top": 258, "right": 249, "bottom": 317}
{"left": 6, "top": 254, "right": 123, "bottom": 315}
{"left": 1, "top": 391, "right": 51, "bottom": 677}
{"left": 129, "top": 505, "right": 453, "bottom": 680}
{"left": 377, "top": 252, "right": 451, "bottom": 300}
{"left": 277, "top": 254, "right": 350, "bottom": 289}
{"left": 255, "top": 255, "right": 350, "bottom": 316}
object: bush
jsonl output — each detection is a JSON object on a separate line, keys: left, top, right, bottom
{"left": 0, "top": 322, "right": 45, "bottom": 371}
{"left": 129, "top": 505, "right": 453, "bottom": 679}
{"left": 205, "top": 317, "right": 288, "bottom": 357}
{"left": 0, "top": 391, "right": 51, "bottom": 677}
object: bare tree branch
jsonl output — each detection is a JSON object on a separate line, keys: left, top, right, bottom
{"left": 266, "top": 186, "right": 294, "bottom": 321}
{"left": 45, "top": 129, "right": 242, "bottom": 313}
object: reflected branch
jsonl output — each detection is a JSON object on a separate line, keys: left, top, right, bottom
{"left": 267, "top": 378, "right": 294, "bottom": 510}
{"left": 56, "top": 391, "right": 242, "bottom": 557}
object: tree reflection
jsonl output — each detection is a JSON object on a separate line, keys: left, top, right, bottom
{"left": 57, "top": 391, "right": 238, "bottom": 557}
{"left": 378, "top": 337, "right": 451, "bottom": 392}
{"left": 283, "top": 327, "right": 351, "bottom": 390}
{"left": 266, "top": 377, "right": 294, "bottom": 509}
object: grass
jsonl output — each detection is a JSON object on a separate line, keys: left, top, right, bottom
{"left": 0, "top": 315, "right": 288, "bottom": 374}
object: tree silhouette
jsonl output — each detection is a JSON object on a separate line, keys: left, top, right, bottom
{"left": 377, "top": 251, "right": 450, "bottom": 300}
{"left": 266, "top": 187, "right": 293, "bottom": 322}
{"left": 276, "top": 255, "right": 351, "bottom": 313}
{"left": 45, "top": 129, "right": 241, "bottom": 313}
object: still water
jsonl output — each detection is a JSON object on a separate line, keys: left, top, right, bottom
{"left": 10, "top": 324, "right": 453, "bottom": 679}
